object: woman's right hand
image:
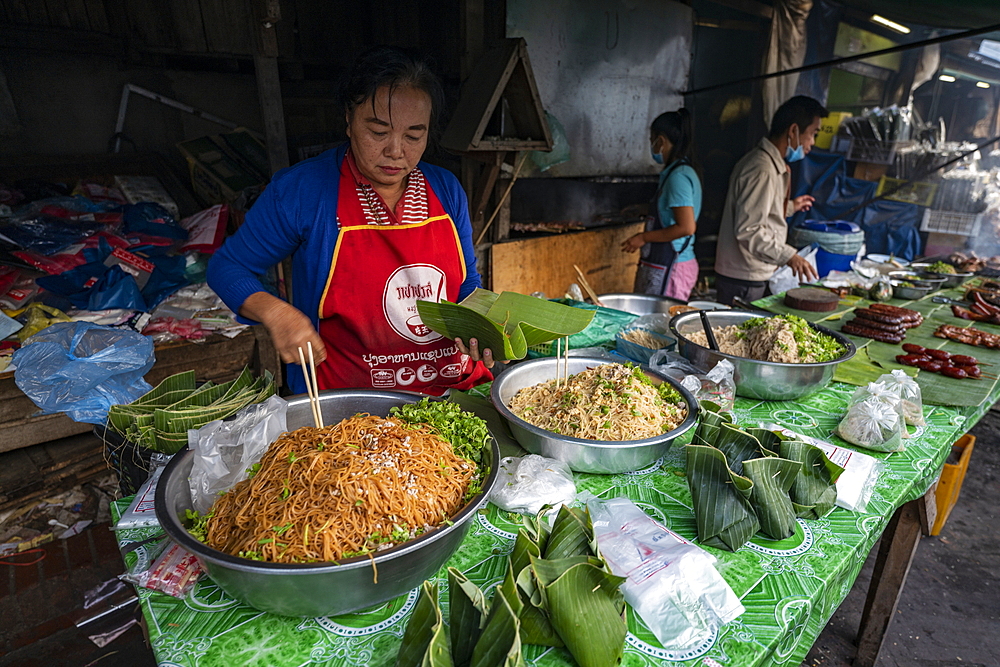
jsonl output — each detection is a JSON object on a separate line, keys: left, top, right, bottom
{"left": 621, "top": 232, "right": 646, "bottom": 253}
{"left": 241, "top": 293, "right": 327, "bottom": 365}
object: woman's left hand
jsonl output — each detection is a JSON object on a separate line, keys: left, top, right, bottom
{"left": 621, "top": 232, "right": 646, "bottom": 253}
{"left": 455, "top": 337, "right": 506, "bottom": 369}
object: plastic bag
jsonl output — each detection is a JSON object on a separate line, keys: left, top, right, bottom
{"left": 5, "top": 302, "right": 72, "bottom": 342}
{"left": 762, "top": 423, "right": 885, "bottom": 513}
{"left": 188, "top": 395, "right": 288, "bottom": 513}
{"left": 12, "top": 322, "right": 154, "bottom": 424}
{"left": 648, "top": 348, "right": 704, "bottom": 381}
{"left": 769, "top": 245, "right": 818, "bottom": 295}
{"left": 879, "top": 369, "right": 924, "bottom": 426}
{"left": 835, "top": 396, "right": 904, "bottom": 453}
{"left": 851, "top": 381, "right": 909, "bottom": 438}
{"left": 123, "top": 541, "right": 203, "bottom": 598}
{"left": 587, "top": 496, "right": 744, "bottom": 650}
{"left": 679, "top": 359, "right": 737, "bottom": 412}
{"left": 0, "top": 214, "right": 103, "bottom": 255}
{"left": 488, "top": 455, "right": 577, "bottom": 515}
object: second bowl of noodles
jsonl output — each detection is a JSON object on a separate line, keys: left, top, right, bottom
{"left": 491, "top": 357, "right": 699, "bottom": 474}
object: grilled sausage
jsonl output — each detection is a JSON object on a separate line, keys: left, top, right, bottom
{"left": 843, "top": 322, "right": 903, "bottom": 343}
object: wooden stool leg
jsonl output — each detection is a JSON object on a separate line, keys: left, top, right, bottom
{"left": 855, "top": 498, "right": 923, "bottom": 667}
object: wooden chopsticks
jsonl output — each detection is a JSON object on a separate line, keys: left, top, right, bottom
{"left": 297, "top": 342, "right": 324, "bottom": 429}
{"left": 573, "top": 264, "right": 604, "bottom": 307}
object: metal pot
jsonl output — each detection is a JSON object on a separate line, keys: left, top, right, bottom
{"left": 596, "top": 293, "right": 683, "bottom": 315}
{"left": 891, "top": 281, "right": 932, "bottom": 300}
{"left": 669, "top": 310, "right": 856, "bottom": 401}
{"left": 155, "top": 390, "right": 500, "bottom": 617}
{"left": 491, "top": 357, "right": 698, "bottom": 473}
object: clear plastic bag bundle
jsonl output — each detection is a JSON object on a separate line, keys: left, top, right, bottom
{"left": 878, "top": 369, "right": 924, "bottom": 426}
{"left": 587, "top": 496, "right": 744, "bottom": 650}
{"left": 835, "top": 396, "right": 904, "bottom": 452}
{"left": 187, "top": 395, "right": 288, "bottom": 514}
{"left": 851, "top": 381, "right": 909, "bottom": 438}
{"left": 487, "top": 454, "right": 577, "bottom": 515}
{"left": 122, "top": 540, "right": 203, "bottom": 598}
{"left": 679, "top": 359, "right": 737, "bottom": 413}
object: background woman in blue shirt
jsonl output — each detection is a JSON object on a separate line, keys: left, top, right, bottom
{"left": 621, "top": 109, "right": 702, "bottom": 302}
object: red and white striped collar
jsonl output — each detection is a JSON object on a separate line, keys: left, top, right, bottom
{"left": 344, "top": 148, "right": 429, "bottom": 225}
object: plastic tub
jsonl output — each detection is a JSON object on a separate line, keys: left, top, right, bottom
{"left": 815, "top": 248, "right": 856, "bottom": 277}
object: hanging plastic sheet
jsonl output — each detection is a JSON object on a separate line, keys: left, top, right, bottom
{"left": 789, "top": 151, "right": 922, "bottom": 260}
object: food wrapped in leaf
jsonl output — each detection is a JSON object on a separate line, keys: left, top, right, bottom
{"left": 779, "top": 440, "right": 844, "bottom": 519}
{"left": 742, "top": 456, "right": 801, "bottom": 540}
{"left": 417, "top": 289, "right": 595, "bottom": 361}
{"left": 685, "top": 444, "right": 760, "bottom": 551}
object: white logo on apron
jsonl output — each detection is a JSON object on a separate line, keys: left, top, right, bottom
{"left": 383, "top": 264, "right": 446, "bottom": 345}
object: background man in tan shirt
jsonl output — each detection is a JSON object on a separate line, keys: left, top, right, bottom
{"left": 714, "top": 96, "right": 828, "bottom": 306}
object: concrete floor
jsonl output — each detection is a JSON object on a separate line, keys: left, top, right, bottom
{"left": 1, "top": 411, "right": 997, "bottom": 667}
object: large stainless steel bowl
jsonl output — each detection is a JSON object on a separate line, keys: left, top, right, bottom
{"left": 670, "top": 310, "right": 856, "bottom": 401}
{"left": 491, "top": 357, "right": 698, "bottom": 473}
{"left": 597, "top": 293, "right": 683, "bottom": 315}
{"left": 155, "top": 390, "right": 500, "bottom": 617}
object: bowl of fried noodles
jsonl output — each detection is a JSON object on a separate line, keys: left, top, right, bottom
{"left": 670, "top": 309, "right": 855, "bottom": 401}
{"left": 491, "top": 357, "right": 698, "bottom": 473}
{"left": 155, "top": 390, "right": 500, "bottom": 617}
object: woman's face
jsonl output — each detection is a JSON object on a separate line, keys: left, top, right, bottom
{"left": 650, "top": 132, "right": 673, "bottom": 161}
{"left": 346, "top": 85, "right": 432, "bottom": 192}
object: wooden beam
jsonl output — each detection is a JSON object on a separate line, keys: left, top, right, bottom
{"left": 251, "top": 0, "right": 289, "bottom": 174}
{"left": 855, "top": 497, "right": 925, "bottom": 667}
{"left": 701, "top": 0, "right": 772, "bottom": 19}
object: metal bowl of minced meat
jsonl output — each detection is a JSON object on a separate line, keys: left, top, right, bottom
{"left": 491, "top": 356, "right": 699, "bottom": 474}
{"left": 670, "top": 310, "right": 856, "bottom": 401}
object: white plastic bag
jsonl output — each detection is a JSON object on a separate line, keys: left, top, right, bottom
{"left": 679, "top": 359, "right": 736, "bottom": 412}
{"left": 488, "top": 455, "right": 576, "bottom": 515}
{"left": 851, "top": 381, "right": 909, "bottom": 438}
{"left": 769, "top": 245, "right": 818, "bottom": 294}
{"left": 187, "top": 395, "right": 288, "bottom": 513}
{"left": 835, "top": 396, "right": 904, "bottom": 453}
{"left": 587, "top": 496, "right": 744, "bottom": 650}
{"left": 879, "top": 369, "right": 925, "bottom": 426}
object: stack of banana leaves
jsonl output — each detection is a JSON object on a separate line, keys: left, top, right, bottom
{"left": 107, "top": 368, "right": 276, "bottom": 454}
{"left": 687, "top": 402, "right": 845, "bottom": 552}
{"left": 416, "top": 289, "right": 596, "bottom": 361}
{"left": 396, "top": 506, "right": 627, "bottom": 667}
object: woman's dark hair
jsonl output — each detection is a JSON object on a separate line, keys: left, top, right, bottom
{"left": 651, "top": 108, "right": 699, "bottom": 173}
{"left": 338, "top": 46, "right": 446, "bottom": 144}
{"left": 769, "top": 95, "right": 828, "bottom": 138}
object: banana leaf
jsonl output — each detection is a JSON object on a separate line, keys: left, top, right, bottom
{"left": 396, "top": 581, "right": 452, "bottom": 667}
{"left": 131, "top": 370, "right": 196, "bottom": 404}
{"left": 521, "top": 513, "right": 551, "bottom": 556}
{"left": 694, "top": 401, "right": 732, "bottom": 445}
{"left": 448, "top": 568, "right": 486, "bottom": 667}
{"left": 714, "top": 423, "right": 766, "bottom": 476}
{"left": 416, "top": 290, "right": 594, "bottom": 361}
{"left": 509, "top": 529, "right": 540, "bottom": 580}
{"left": 741, "top": 456, "right": 802, "bottom": 540}
{"left": 685, "top": 444, "right": 760, "bottom": 551}
{"left": 743, "top": 427, "right": 787, "bottom": 457}
{"left": 529, "top": 557, "right": 627, "bottom": 667}
{"left": 542, "top": 506, "right": 591, "bottom": 560}
{"left": 471, "top": 591, "right": 524, "bottom": 667}
{"left": 779, "top": 440, "right": 845, "bottom": 519}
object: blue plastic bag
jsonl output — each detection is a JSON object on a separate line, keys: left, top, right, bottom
{"left": 13, "top": 322, "right": 155, "bottom": 424}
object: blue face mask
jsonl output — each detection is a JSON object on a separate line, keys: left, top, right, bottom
{"left": 785, "top": 132, "right": 805, "bottom": 163}
{"left": 651, "top": 146, "right": 664, "bottom": 165}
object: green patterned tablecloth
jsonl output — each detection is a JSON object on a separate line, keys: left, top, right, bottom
{"left": 113, "top": 382, "right": 984, "bottom": 667}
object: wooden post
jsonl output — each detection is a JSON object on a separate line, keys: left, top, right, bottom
{"left": 855, "top": 495, "right": 926, "bottom": 667}
{"left": 252, "top": 0, "right": 289, "bottom": 175}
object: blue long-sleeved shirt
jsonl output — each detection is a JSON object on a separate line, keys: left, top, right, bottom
{"left": 207, "top": 143, "right": 481, "bottom": 394}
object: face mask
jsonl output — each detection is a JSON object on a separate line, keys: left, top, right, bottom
{"left": 784, "top": 130, "right": 805, "bottom": 163}
{"left": 651, "top": 142, "right": 664, "bottom": 165}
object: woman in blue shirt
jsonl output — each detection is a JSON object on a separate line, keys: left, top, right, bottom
{"left": 622, "top": 109, "right": 702, "bottom": 301}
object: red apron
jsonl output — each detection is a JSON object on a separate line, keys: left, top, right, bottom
{"left": 315, "top": 172, "right": 491, "bottom": 394}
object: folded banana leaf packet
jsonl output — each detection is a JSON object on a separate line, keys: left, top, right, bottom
{"left": 417, "top": 289, "right": 595, "bottom": 361}
{"left": 686, "top": 400, "right": 844, "bottom": 552}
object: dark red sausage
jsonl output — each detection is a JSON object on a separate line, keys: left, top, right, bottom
{"left": 843, "top": 322, "right": 903, "bottom": 343}
{"left": 901, "top": 343, "right": 926, "bottom": 354}
{"left": 847, "top": 317, "right": 905, "bottom": 334}
{"left": 951, "top": 355, "right": 978, "bottom": 366}
{"left": 941, "top": 366, "right": 968, "bottom": 379}
{"left": 895, "top": 354, "right": 925, "bottom": 366}
{"left": 926, "top": 349, "right": 951, "bottom": 361}
{"left": 917, "top": 359, "right": 944, "bottom": 372}
{"left": 966, "top": 365, "right": 982, "bottom": 378}
{"left": 854, "top": 308, "right": 904, "bottom": 324}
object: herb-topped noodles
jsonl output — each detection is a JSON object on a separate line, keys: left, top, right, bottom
{"left": 508, "top": 363, "right": 687, "bottom": 441}
{"left": 196, "top": 414, "right": 476, "bottom": 565}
